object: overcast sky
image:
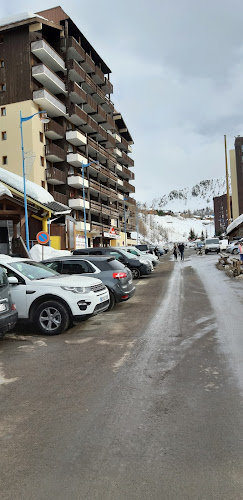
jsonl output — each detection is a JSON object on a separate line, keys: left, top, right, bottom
{"left": 1, "top": 0, "right": 243, "bottom": 202}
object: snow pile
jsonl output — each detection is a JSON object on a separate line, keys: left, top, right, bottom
{"left": 226, "top": 214, "right": 243, "bottom": 234}
{"left": 30, "top": 244, "right": 71, "bottom": 262}
{"left": 0, "top": 182, "right": 13, "bottom": 198}
{"left": 0, "top": 167, "right": 54, "bottom": 204}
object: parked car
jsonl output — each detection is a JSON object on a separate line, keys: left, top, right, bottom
{"left": 226, "top": 240, "right": 242, "bottom": 254}
{"left": 0, "top": 257, "right": 110, "bottom": 335}
{"left": 205, "top": 238, "right": 220, "bottom": 254}
{"left": 124, "top": 246, "right": 159, "bottom": 267}
{"left": 43, "top": 255, "right": 136, "bottom": 310}
{"left": 72, "top": 247, "right": 152, "bottom": 279}
{"left": 135, "top": 244, "right": 150, "bottom": 253}
{"left": 219, "top": 239, "right": 229, "bottom": 251}
{"left": 0, "top": 264, "right": 18, "bottom": 336}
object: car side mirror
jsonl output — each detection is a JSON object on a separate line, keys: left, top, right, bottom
{"left": 8, "top": 276, "right": 19, "bottom": 285}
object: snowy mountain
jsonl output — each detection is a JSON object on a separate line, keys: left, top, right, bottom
{"left": 154, "top": 177, "right": 227, "bottom": 213}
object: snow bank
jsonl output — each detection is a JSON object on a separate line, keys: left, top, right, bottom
{"left": 0, "top": 167, "right": 54, "bottom": 204}
{"left": 0, "top": 182, "right": 13, "bottom": 198}
{"left": 30, "top": 244, "right": 71, "bottom": 262}
{"left": 227, "top": 214, "right": 243, "bottom": 234}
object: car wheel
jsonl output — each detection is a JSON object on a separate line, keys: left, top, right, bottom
{"left": 107, "top": 290, "right": 116, "bottom": 311}
{"left": 233, "top": 248, "right": 238, "bottom": 254}
{"left": 131, "top": 267, "right": 141, "bottom": 279}
{"left": 34, "top": 300, "right": 70, "bottom": 335}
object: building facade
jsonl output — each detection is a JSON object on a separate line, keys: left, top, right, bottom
{"left": 0, "top": 7, "right": 136, "bottom": 249}
{"left": 213, "top": 193, "right": 232, "bottom": 235}
{"left": 229, "top": 138, "right": 243, "bottom": 221}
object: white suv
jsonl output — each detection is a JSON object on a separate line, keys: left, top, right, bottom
{"left": 204, "top": 238, "right": 220, "bottom": 254}
{"left": 0, "top": 256, "right": 109, "bottom": 335}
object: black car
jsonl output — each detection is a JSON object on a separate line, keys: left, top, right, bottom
{"left": 42, "top": 256, "right": 136, "bottom": 310}
{"left": 0, "top": 265, "right": 18, "bottom": 336}
{"left": 72, "top": 247, "right": 152, "bottom": 279}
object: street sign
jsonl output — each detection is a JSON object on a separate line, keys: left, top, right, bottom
{"left": 36, "top": 231, "right": 49, "bottom": 245}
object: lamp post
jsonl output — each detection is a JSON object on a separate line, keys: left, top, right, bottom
{"left": 20, "top": 110, "right": 49, "bottom": 251}
{"left": 81, "top": 160, "right": 99, "bottom": 248}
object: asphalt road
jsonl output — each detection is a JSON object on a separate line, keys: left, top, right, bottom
{"left": 1, "top": 251, "right": 243, "bottom": 500}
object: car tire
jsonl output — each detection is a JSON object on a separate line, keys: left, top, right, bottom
{"left": 233, "top": 248, "right": 238, "bottom": 255}
{"left": 107, "top": 290, "right": 116, "bottom": 311}
{"left": 34, "top": 300, "right": 70, "bottom": 335}
{"left": 131, "top": 267, "right": 141, "bottom": 279}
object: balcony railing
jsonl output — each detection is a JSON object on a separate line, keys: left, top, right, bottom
{"left": 81, "top": 53, "right": 95, "bottom": 74}
{"left": 45, "top": 143, "right": 66, "bottom": 162}
{"left": 101, "top": 77, "right": 113, "bottom": 95}
{"left": 68, "top": 60, "right": 86, "bottom": 83}
{"left": 45, "top": 119, "right": 64, "bottom": 140}
{"left": 92, "top": 65, "right": 105, "bottom": 85}
{"left": 121, "top": 151, "right": 134, "bottom": 167}
{"left": 69, "top": 81, "right": 87, "bottom": 104}
{"left": 67, "top": 103, "right": 88, "bottom": 126}
{"left": 67, "top": 36, "right": 85, "bottom": 62}
{"left": 52, "top": 191, "right": 68, "bottom": 205}
{"left": 83, "top": 93, "right": 97, "bottom": 114}
{"left": 123, "top": 180, "right": 135, "bottom": 193}
{"left": 90, "top": 200, "right": 102, "bottom": 212}
{"left": 46, "top": 167, "right": 66, "bottom": 185}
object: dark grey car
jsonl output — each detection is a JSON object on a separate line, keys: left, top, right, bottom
{"left": 42, "top": 256, "right": 136, "bottom": 310}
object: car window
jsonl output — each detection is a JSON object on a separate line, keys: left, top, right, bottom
{"left": 61, "top": 260, "right": 94, "bottom": 274}
{"left": 0, "top": 265, "right": 8, "bottom": 287}
{"left": 94, "top": 258, "right": 126, "bottom": 271}
{"left": 105, "top": 251, "right": 126, "bottom": 263}
{"left": 9, "top": 261, "right": 58, "bottom": 280}
{"left": 45, "top": 261, "right": 60, "bottom": 272}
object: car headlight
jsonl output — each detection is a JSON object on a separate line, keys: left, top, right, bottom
{"left": 61, "top": 286, "right": 91, "bottom": 293}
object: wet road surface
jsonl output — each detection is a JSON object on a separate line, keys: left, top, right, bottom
{"left": 1, "top": 252, "right": 243, "bottom": 499}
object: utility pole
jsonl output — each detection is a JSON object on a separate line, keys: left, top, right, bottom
{"left": 224, "top": 135, "right": 231, "bottom": 227}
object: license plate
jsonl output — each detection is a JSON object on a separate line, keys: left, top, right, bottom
{"left": 100, "top": 295, "right": 108, "bottom": 303}
{"left": 0, "top": 303, "right": 7, "bottom": 312}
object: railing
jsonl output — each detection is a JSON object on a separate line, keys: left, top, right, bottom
{"left": 84, "top": 53, "right": 95, "bottom": 73}
{"left": 102, "top": 77, "right": 113, "bottom": 94}
{"left": 46, "top": 167, "right": 66, "bottom": 184}
{"left": 121, "top": 136, "right": 131, "bottom": 151}
{"left": 123, "top": 180, "right": 135, "bottom": 193}
{"left": 68, "top": 59, "right": 86, "bottom": 82}
{"left": 89, "top": 179, "right": 100, "bottom": 192}
{"left": 97, "top": 105, "right": 106, "bottom": 121}
{"left": 121, "top": 165, "right": 135, "bottom": 180}
{"left": 52, "top": 191, "right": 68, "bottom": 205}
{"left": 67, "top": 37, "right": 85, "bottom": 61}
{"left": 45, "top": 119, "right": 64, "bottom": 138}
{"left": 85, "top": 93, "right": 97, "bottom": 112}
{"left": 92, "top": 65, "right": 105, "bottom": 84}
{"left": 122, "top": 151, "right": 134, "bottom": 167}
{"left": 69, "top": 81, "right": 87, "bottom": 102}
{"left": 45, "top": 143, "right": 65, "bottom": 161}
{"left": 68, "top": 103, "right": 88, "bottom": 124}
{"left": 90, "top": 200, "right": 102, "bottom": 211}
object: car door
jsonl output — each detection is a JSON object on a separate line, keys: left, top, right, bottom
{"left": 3, "top": 266, "right": 28, "bottom": 318}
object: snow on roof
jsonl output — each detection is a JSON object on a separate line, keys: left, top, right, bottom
{"left": 227, "top": 214, "right": 243, "bottom": 234}
{"left": 0, "top": 182, "right": 13, "bottom": 198}
{"left": 0, "top": 167, "right": 54, "bottom": 205}
{"left": 0, "top": 12, "right": 48, "bottom": 28}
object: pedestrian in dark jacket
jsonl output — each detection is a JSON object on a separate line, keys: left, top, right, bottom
{"left": 178, "top": 243, "right": 185, "bottom": 261}
{"left": 173, "top": 244, "right": 178, "bottom": 260}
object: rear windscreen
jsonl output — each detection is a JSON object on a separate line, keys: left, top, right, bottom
{"left": 94, "top": 259, "right": 126, "bottom": 271}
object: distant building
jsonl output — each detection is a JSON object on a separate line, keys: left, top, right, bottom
{"left": 229, "top": 138, "right": 243, "bottom": 220}
{"left": 213, "top": 193, "right": 232, "bottom": 235}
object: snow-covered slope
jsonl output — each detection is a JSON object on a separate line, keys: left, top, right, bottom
{"left": 154, "top": 177, "right": 227, "bottom": 212}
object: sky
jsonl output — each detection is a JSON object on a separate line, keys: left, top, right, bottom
{"left": 1, "top": 0, "right": 243, "bottom": 203}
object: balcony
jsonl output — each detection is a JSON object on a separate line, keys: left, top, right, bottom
{"left": 92, "top": 65, "right": 105, "bottom": 85}
{"left": 68, "top": 198, "right": 89, "bottom": 210}
{"left": 89, "top": 179, "right": 100, "bottom": 193}
{"left": 67, "top": 152, "right": 88, "bottom": 167}
{"left": 45, "top": 119, "right": 64, "bottom": 140}
{"left": 52, "top": 191, "right": 68, "bottom": 205}
{"left": 120, "top": 151, "right": 134, "bottom": 167}
{"left": 90, "top": 200, "right": 102, "bottom": 213}
{"left": 67, "top": 104, "right": 87, "bottom": 126}
{"left": 90, "top": 222, "right": 103, "bottom": 235}
{"left": 76, "top": 220, "right": 91, "bottom": 232}
{"left": 119, "top": 136, "right": 131, "bottom": 153}
{"left": 69, "top": 82, "right": 87, "bottom": 105}
{"left": 83, "top": 94, "right": 97, "bottom": 114}
{"left": 116, "top": 163, "right": 135, "bottom": 180}
{"left": 112, "top": 132, "right": 121, "bottom": 144}
{"left": 31, "top": 39, "right": 66, "bottom": 73}
{"left": 81, "top": 53, "right": 95, "bottom": 74}
{"left": 126, "top": 196, "right": 136, "bottom": 206}
{"left": 101, "top": 204, "right": 111, "bottom": 216}
{"left": 103, "top": 132, "right": 116, "bottom": 149}
{"left": 33, "top": 89, "right": 66, "bottom": 117}
{"left": 82, "top": 74, "right": 97, "bottom": 95}
{"left": 66, "top": 37, "right": 85, "bottom": 62}
{"left": 114, "top": 148, "right": 122, "bottom": 158}
{"left": 67, "top": 175, "right": 89, "bottom": 189}
{"left": 93, "top": 124, "right": 108, "bottom": 143}
{"left": 123, "top": 180, "right": 135, "bottom": 193}
{"left": 66, "top": 130, "right": 87, "bottom": 146}
{"left": 101, "top": 77, "right": 113, "bottom": 95}
{"left": 80, "top": 115, "right": 98, "bottom": 134}
{"left": 32, "top": 64, "right": 67, "bottom": 95}
{"left": 101, "top": 113, "right": 115, "bottom": 131}
{"left": 46, "top": 167, "right": 66, "bottom": 185}
{"left": 91, "top": 105, "right": 106, "bottom": 123}
{"left": 68, "top": 60, "right": 86, "bottom": 83}
{"left": 45, "top": 143, "right": 65, "bottom": 162}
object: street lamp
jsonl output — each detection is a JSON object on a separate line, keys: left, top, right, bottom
{"left": 20, "top": 110, "right": 50, "bottom": 251}
{"left": 81, "top": 160, "right": 99, "bottom": 248}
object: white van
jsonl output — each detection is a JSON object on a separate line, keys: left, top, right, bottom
{"left": 205, "top": 238, "right": 220, "bottom": 254}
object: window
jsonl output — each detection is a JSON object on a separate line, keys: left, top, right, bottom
{"left": 1, "top": 107, "right": 6, "bottom": 116}
{"left": 0, "top": 84, "right": 6, "bottom": 91}
{"left": 2, "top": 156, "right": 7, "bottom": 165}
{"left": 61, "top": 260, "right": 94, "bottom": 274}
{"left": 39, "top": 132, "right": 44, "bottom": 142}
{"left": 40, "top": 156, "right": 44, "bottom": 167}
{"left": 41, "top": 180, "right": 45, "bottom": 188}
{"left": 0, "top": 60, "right": 4, "bottom": 68}
{"left": 1, "top": 131, "right": 6, "bottom": 140}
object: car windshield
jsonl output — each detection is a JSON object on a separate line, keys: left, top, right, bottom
{"left": 9, "top": 261, "right": 59, "bottom": 280}
{"left": 127, "top": 248, "right": 140, "bottom": 256}
{"left": 0, "top": 265, "right": 8, "bottom": 287}
{"left": 206, "top": 239, "right": 219, "bottom": 244}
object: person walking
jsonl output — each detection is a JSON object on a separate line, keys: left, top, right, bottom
{"left": 173, "top": 244, "right": 178, "bottom": 260}
{"left": 239, "top": 241, "right": 243, "bottom": 264}
{"left": 178, "top": 242, "right": 185, "bottom": 261}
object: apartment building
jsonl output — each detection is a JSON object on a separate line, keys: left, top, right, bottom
{"left": 213, "top": 193, "right": 232, "bottom": 235}
{"left": 229, "top": 138, "right": 243, "bottom": 221}
{"left": 0, "top": 7, "right": 135, "bottom": 249}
